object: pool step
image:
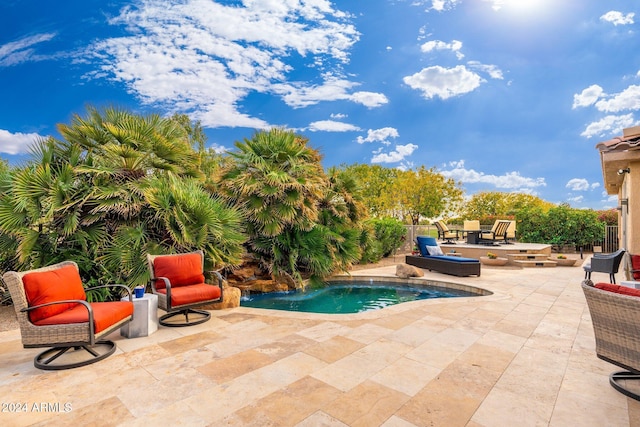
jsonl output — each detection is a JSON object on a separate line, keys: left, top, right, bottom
{"left": 512, "top": 260, "right": 557, "bottom": 268}
{"left": 507, "top": 253, "right": 549, "bottom": 261}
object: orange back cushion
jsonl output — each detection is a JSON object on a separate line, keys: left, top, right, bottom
{"left": 153, "top": 253, "right": 205, "bottom": 289}
{"left": 631, "top": 255, "right": 640, "bottom": 280}
{"left": 595, "top": 282, "right": 640, "bottom": 298}
{"left": 22, "top": 264, "right": 86, "bottom": 323}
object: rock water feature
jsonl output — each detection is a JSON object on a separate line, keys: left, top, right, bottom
{"left": 221, "top": 257, "right": 298, "bottom": 305}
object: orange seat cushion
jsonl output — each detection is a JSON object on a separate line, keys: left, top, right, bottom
{"left": 595, "top": 282, "right": 640, "bottom": 298}
{"left": 22, "top": 265, "right": 87, "bottom": 323}
{"left": 33, "top": 301, "right": 134, "bottom": 333}
{"left": 157, "top": 283, "right": 221, "bottom": 307}
{"left": 153, "top": 253, "right": 205, "bottom": 289}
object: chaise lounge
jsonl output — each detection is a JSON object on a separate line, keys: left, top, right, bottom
{"left": 406, "top": 236, "right": 481, "bottom": 277}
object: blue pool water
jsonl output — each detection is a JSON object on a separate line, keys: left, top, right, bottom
{"left": 240, "top": 282, "right": 480, "bottom": 314}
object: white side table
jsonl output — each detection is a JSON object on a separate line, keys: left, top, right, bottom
{"left": 620, "top": 281, "right": 640, "bottom": 289}
{"left": 120, "top": 293, "right": 159, "bottom": 338}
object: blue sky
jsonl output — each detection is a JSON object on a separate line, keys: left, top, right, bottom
{"left": 1, "top": 0, "right": 639, "bottom": 210}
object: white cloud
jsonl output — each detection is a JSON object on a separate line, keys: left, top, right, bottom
{"left": 572, "top": 85, "right": 604, "bottom": 109}
{"left": 308, "top": 120, "right": 360, "bottom": 132}
{"left": 428, "top": 0, "right": 460, "bottom": 12}
{"left": 357, "top": 127, "right": 399, "bottom": 145}
{"left": 403, "top": 65, "right": 483, "bottom": 100}
{"left": 594, "top": 85, "right": 640, "bottom": 113}
{"left": 350, "top": 91, "right": 389, "bottom": 108}
{"left": 330, "top": 113, "right": 347, "bottom": 119}
{"left": 276, "top": 77, "right": 388, "bottom": 109}
{"left": 442, "top": 160, "right": 546, "bottom": 189}
{"left": 567, "top": 195, "right": 584, "bottom": 204}
{"left": 421, "top": 39, "right": 464, "bottom": 59}
{"left": 0, "top": 33, "right": 56, "bottom": 67}
{"left": 371, "top": 143, "right": 418, "bottom": 163}
{"left": 90, "top": 0, "right": 370, "bottom": 129}
{"left": 467, "top": 61, "right": 503, "bottom": 80}
{"left": 0, "top": 129, "right": 43, "bottom": 154}
{"left": 566, "top": 178, "right": 590, "bottom": 191}
{"left": 483, "top": 0, "right": 505, "bottom": 11}
{"left": 600, "top": 11, "right": 635, "bottom": 26}
{"left": 208, "top": 142, "right": 230, "bottom": 154}
{"left": 581, "top": 114, "right": 636, "bottom": 138}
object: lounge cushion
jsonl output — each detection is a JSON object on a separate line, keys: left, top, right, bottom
{"left": 22, "top": 265, "right": 87, "bottom": 323}
{"left": 631, "top": 255, "right": 640, "bottom": 280}
{"left": 595, "top": 282, "right": 640, "bottom": 298}
{"left": 429, "top": 255, "right": 479, "bottom": 263}
{"left": 156, "top": 283, "right": 221, "bottom": 307}
{"left": 153, "top": 253, "right": 205, "bottom": 289}
{"left": 416, "top": 236, "right": 439, "bottom": 257}
{"left": 32, "top": 301, "right": 134, "bottom": 333}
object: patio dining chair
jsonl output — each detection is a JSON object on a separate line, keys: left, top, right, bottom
{"left": 2, "top": 261, "right": 134, "bottom": 370}
{"left": 583, "top": 249, "right": 625, "bottom": 284}
{"left": 146, "top": 250, "right": 223, "bottom": 327}
{"left": 478, "top": 220, "right": 512, "bottom": 245}
{"left": 434, "top": 220, "right": 460, "bottom": 243}
{"left": 582, "top": 280, "right": 640, "bottom": 401}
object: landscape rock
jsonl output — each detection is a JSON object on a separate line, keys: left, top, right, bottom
{"left": 201, "top": 284, "right": 240, "bottom": 310}
{"left": 396, "top": 263, "right": 424, "bottom": 279}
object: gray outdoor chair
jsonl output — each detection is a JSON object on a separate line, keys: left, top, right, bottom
{"left": 583, "top": 249, "right": 625, "bottom": 284}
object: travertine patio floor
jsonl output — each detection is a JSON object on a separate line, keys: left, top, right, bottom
{"left": 1, "top": 258, "right": 640, "bottom": 426}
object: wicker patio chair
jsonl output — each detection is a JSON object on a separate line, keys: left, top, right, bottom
{"left": 147, "top": 251, "right": 223, "bottom": 327}
{"left": 2, "top": 261, "right": 134, "bottom": 370}
{"left": 582, "top": 280, "right": 640, "bottom": 401}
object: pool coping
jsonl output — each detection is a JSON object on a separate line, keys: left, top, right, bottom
{"left": 236, "top": 273, "right": 505, "bottom": 321}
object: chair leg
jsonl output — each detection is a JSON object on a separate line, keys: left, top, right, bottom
{"left": 611, "top": 274, "right": 616, "bottom": 284}
{"left": 610, "top": 371, "right": 640, "bottom": 401}
{"left": 34, "top": 341, "right": 117, "bottom": 370}
{"left": 159, "top": 308, "right": 211, "bottom": 327}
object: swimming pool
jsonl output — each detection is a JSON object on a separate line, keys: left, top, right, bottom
{"left": 240, "top": 278, "right": 490, "bottom": 314}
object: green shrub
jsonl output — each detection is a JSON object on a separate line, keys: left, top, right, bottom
{"left": 365, "top": 217, "right": 406, "bottom": 259}
{"left": 597, "top": 209, "right": 618, "bottom": 225}
{"left": 516, "top": 204, "right": 605, "bottom": 249}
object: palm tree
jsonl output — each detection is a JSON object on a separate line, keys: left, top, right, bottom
{"left": 219, "top": 128, "right": 327, "bottom": 237}
{"left": 0, "top": 107, "right": 245, "bottom": 296}
{"left": 218, "top": 130, "right": 367, "bottom": 285}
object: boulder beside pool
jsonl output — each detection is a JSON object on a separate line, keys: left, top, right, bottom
{"left": 396, "top": 263, "right": 425, "bottom": 279}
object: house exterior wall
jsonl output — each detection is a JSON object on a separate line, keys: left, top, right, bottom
{"left": 626, "top": 161, "right": 640, "bottom": 255}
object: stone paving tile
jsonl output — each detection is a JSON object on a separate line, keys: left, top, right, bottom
{"left": 369, "top": 356, "right": 441, "bottom": 396}
{"left": 380, "top": 415, "right": 420, "bottom": 427}
{"left": 550, "top": 390, "right": 631, "bottom": 427}
{"left": 296, "top": 410, "right": 349, "bottom": 426}
{"left": 197, "top": 348, "right": 275, "bottom": 384}
{"left": 296, "top": 321, "right": 354, "bottom": 342}
{"left": 229, "top": 376, "right": 342, "bottom": 426}
{"left": 323, "top": 380, "right": 410, "bottom": 427}
{"left": 157, "top": 330, "right": 223, "bottom": 354}
{"left": 302, "top": 335, "right": 364, "bottom": 364}
{"left": 470, "top": 387, "right": 553, "bottom": 427}
{"left": 396, "top": 375, "right": 483, "bottom": 427}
